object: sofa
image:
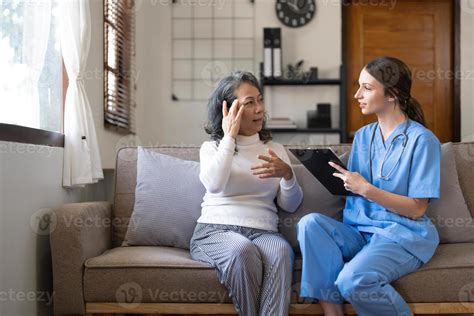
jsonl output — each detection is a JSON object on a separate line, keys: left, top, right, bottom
{"left": 50, "top": 143, "right": 474, "bottom": 315}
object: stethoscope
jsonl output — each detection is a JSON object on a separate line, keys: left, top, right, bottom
{"left": 368, "top": 119, "right": 410, "bottom": 183}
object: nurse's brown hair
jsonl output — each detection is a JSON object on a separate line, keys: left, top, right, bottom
{"left": 365, "top": 57, "right": 425, "bottom": 126}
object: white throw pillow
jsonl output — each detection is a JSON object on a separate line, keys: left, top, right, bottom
{"left": 123, "top": 147, "right": 205, "bottom": 249}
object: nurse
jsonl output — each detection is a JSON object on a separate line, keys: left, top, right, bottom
{"left": 297, "top": 56, "right": 441, "bottom": 316}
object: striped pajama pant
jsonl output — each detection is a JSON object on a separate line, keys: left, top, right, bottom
{"left": 190, "top": 223, "right": 294, "bottom": 316}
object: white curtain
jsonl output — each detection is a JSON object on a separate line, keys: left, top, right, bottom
{"left": 21, "top": 0, "right": 51, "bottom": 128}
{"left": 60, "top": 0, "right": 103, "bottom": 187}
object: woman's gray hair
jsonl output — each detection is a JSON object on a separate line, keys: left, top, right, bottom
{"left": 203, "top": 71, "right": 272, "bottom": 149}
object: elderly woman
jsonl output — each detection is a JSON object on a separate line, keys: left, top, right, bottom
{"left": 190, "top": 71, "right": 303, "bottom": 316}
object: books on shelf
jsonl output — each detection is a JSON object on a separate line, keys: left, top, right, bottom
{"left": 263, "top": 27, "right": 282, "bottom": 78}
{"left": 263, "top": 28, "right": 272, "bottom": 78}
{"left": 266, "top": 117, "right": 297, "bottom": 129}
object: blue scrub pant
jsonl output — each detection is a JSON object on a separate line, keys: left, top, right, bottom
{"left": 297, "top": 213, "right": 422, "bottom": 316}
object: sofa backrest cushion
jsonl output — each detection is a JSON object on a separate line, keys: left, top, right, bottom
{"left": 278, "top": 164, "right": 346, "bottom": 249}
{"left": 452, "top": 143, "right": 474, "bottom": 218}
{"left": 425, "top": 143, "right": 474, "bottom": 243}
{"left": 278, "top": 150, "right": 349, "bottom": 249}
{"left": 113, "top": 143, "right": 474, "bottom": 247}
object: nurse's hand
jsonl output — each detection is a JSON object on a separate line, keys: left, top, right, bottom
{"left": 251, "top": 148, "right": 293, "bottom": 180}
{"left": 329, "top": 161, "right": 371, "bottom": 197}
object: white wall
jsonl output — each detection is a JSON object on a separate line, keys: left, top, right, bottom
{"left": 0, "top": 141, "right": 113, "bottom": 316}
{"left": 134, "top": 0, "right": 342, "bottom": 149}
{"left": 461, "top": 0, "right": 474, "bottom": 142}
{"left": 0, "top": 1, "right": 113, "bottom": 315}
{"left": 134, "top": 0, "right": 209, "bottom": 149}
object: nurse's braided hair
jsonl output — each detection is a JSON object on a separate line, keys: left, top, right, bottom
{"left": 365, "top": 57, "right": 426, "bottom": 127}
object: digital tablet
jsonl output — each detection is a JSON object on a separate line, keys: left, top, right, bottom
{"left": 289, "top": 148, "right": 352, "bottom": 196}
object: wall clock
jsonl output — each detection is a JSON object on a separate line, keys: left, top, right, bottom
{"left": 276, "top": 0, "right": 316, "bottom": 28}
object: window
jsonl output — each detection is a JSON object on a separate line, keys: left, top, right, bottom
{"left": 0, "top": 0, "right": 62, "bottom": 134}
{"left": 104, "top": 0, "right": 136, "bottom": 134}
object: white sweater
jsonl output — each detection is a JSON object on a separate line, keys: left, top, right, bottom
{"left": 197, "top": 133, "right": 303, "bottom": 231}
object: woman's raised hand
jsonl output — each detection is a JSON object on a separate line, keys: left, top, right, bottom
{"left": 222, "top": 100, "right": 245, "bottom": 139}
{"left": 251, "top": 148, "right": 293, "bottom": 181}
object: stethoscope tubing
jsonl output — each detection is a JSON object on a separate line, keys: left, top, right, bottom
{"left": 369, "top": 119, "right": 411, "bottom": 183}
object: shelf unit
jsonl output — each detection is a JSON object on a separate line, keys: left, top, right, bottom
{"left": 260, "top": 64, "right": 347, "bottom": 143}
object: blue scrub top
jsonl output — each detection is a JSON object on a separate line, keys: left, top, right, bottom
{"left": 344, "top": 119, "right": 441, "bottom": 263}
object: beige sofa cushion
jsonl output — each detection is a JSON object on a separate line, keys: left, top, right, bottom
{"left": 84, "top": 243, "right": 474, "bottom": 304}
{"left": 392, "top": 243, "right": 474, "bottom": 303}
{"left": 291, "top": 244, "right": 474, "bottom": 304}
{"left": 426, "top": 143, "right": 474, "bottom": 243}
{"left": 113, "top": 144, "right": 474, "bottom": 247}
{"left": 453, "top": 142, "right": 474, "bottom": 217}
{"left": 84, "top": 246, "right": 231, "bottom": 303}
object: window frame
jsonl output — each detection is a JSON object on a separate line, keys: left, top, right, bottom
{"left": 103, "top": 0, "right": 136, "bottom": 135}
{"left": 0, "top": 60, "right": 67, "bottom": 148}
{"left": 0, "top": 0, "right": 67, "bottom": 148}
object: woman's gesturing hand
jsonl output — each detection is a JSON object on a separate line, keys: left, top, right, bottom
{"left": 329, "top": 161, "right": 371, "bottom": 197}
{"left": 222, "top": 100, "right": 245, "bottom": 139}
{"left": 251, "top": 148, "right": 293, "bottom": 181}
